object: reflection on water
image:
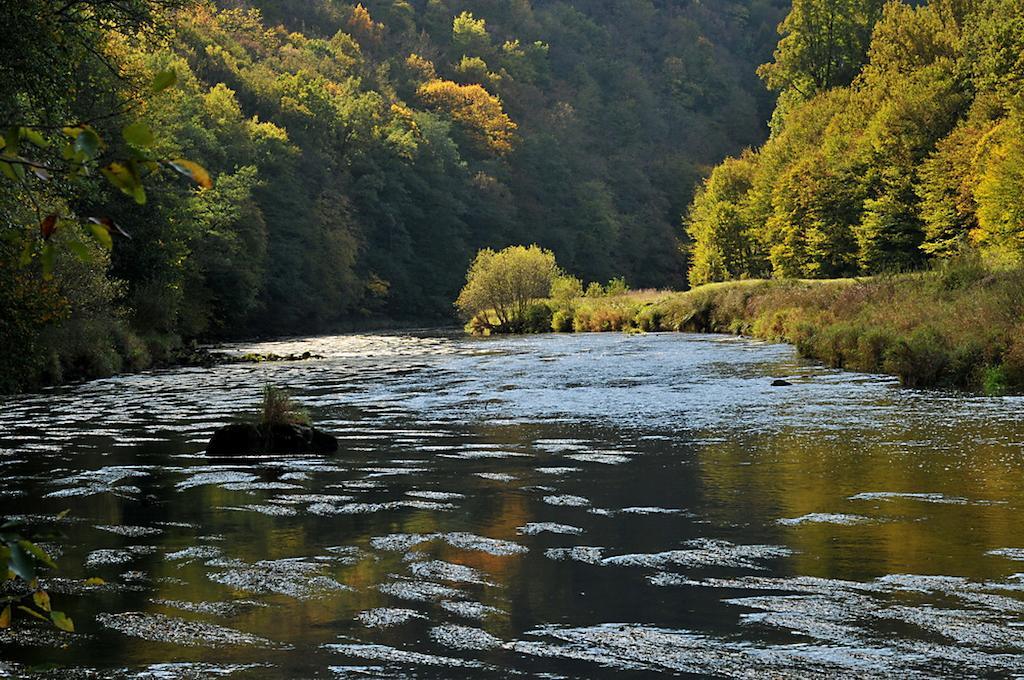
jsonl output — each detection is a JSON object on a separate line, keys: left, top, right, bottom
{"left": 2, "top": 331, "right": 1024, "bottom": 678}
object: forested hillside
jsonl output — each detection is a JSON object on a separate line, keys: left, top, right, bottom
{"left": 687, "top": 0, "right": 1024, "bottom": 285}
{"left": 0, "top": 0, "right": 785, "bottom": 390}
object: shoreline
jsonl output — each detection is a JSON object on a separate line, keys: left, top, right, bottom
{"left": 472, "top": 262, "right": 1024, "bottom": 395}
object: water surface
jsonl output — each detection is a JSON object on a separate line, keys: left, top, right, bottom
{"left": 2, "top": 332, "right": 1024, "bottom": 678}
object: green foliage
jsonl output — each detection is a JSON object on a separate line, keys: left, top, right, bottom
{"left": 759, "top": 0, "right": 885, "bottom": 97}
{"left": 604, "top": 277, "right": 630, "bottom": 296}
{"left": 456, "top": 244, "right": 560, "bottom": 331}
{"left": 687, "top": 152, "right": 765, "bottom": 286}
{"left": 550, "top": 274, "right": 583, "bottom": 303}
{"left": 690, "top": 0, "right": 1024, "bottom": 285}
{"left": 452, "top": 11, "right": 491, "bottom": 58}
{"left": 0, "top": 515, "right": 80, "bottom": 634}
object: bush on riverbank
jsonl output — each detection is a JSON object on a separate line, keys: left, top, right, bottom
{"left": 473, "top": 259, "right": 1024, "bottom": 394}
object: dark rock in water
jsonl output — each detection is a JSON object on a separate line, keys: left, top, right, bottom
{"left": 207, "top": 423, "right": 338, "bottom": 456}
{"left": 771, "top": 379, "right": 793, "bottom": 387}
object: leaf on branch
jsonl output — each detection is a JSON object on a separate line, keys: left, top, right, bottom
{"left": 65, "top": 126, "right": 101, "bottom": 160}
{"left": 87, "top": 222, "right": 113, "bottom": 250}
{"left": 3, "top": 128, "right": 18, "bottom": 155}
{"left": 101, "top": 162, "right": 146, "bottom": 204}
{"left": 0, "top": 606, "right": 9, "bottom": 629}
{"left": 0, "top": 156, "right": 25, "bottom": 181}
{"left": 168, "top": 159, "right": 212, "bottom": 188}
{"left": 89, "top": 216, "right": 130, "bottom": 239}
{"left": 18, "top": 540, "right": 56, "bottom": 570}
{"left": 40, "top": 214, "right": 58, "bottom": 240}
{"left": 31, "top": 167, "right": 50, "bottom": 181}
{"left": 32, "top": 590, "right": 51, "bottom": 613}
{"left": 84, "top": 577, "right": 105, "bottom": 586}
{"left": 7, "top": 543, "right": 35, "bottom": 582}
{"left": 49, "top": 611, "right": 74, "bottom": 632}
{"left": 151, "top": 68, "right": 177, "bottom": 93}
{"left": 122, "top": 122, "right": 154, "bottom": 148}
{"left": 22, "top": 128, "right": 49, "bottom": 149}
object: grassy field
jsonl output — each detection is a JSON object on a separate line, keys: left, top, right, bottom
{"left": 505, "top": 260, "right": 1024, "bottom": 394}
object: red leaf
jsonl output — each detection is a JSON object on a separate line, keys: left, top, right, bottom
{"left": 40, "top": 214, "right": 58, "bottom": 240}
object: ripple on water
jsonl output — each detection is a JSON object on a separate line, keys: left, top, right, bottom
{"left": 564, "top": 452, "right": 632, "bottom": 465}
{"left": 618, "top": 507, "right": 690, "bottom": 516}
{"left": 474, "top": 473, "right": 517, "bottom": 482}
{"left": 987, "top": 548, "right": 1024, "bottom": 561}
{"left": 776, "top": 513, "right": 874, "bottom": 526}
{"left": 174, "top": 471, "right": 258, "bottom": 491}
{"left": 85, "top": 545, "right": 158, "bottom": 569}
{"left": 847, "top": 491, "right": 970, "bottom": 505}
{"left": 164, "top": 546, "right": 223, "bottom": 563}
{"left": 547, "top": 539, "right": 792, "bottom": 570}
{"left": 356, "top": 608, "right": 427, "bottom": 628}
{"left": 409, "top": 560, "right": 494, "bottom": 585}
{"left": 324, "top": 643, "right": 485, "bottom": 669}
{"left": 207, "top": 558, "right": 351, "bottom": 599}
{"left": 430, "top": 624, "right": 502, "bottom": 650}
{"left": 369, "top": 532, "right": 527, "bottom": 556}
{"left": 220, "top": 504, "right": 298, "bottom": 517}
{"left": 151, "top": 599, "right": 267, "bottom": 617}
{"left": 440, "top": 600, "right": 505, "bottom": 620}
{"left": 518, "top": 523, "right": 584, "bottom": 536}
{"left": 96, "top": 612, "right": 286, "bottom": 649}
{"left": 94, "top": 525, "right": 164, "bottom": 537}
{"left": 542, "top": 495, "right": 591, "bottom": 507}
{"left": 377, "top": 579, "right": 465, "bottom": 603}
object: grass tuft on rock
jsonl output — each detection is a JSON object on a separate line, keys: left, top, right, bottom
{"left": 258, "top": 386, "right": 310, "bottom": 427}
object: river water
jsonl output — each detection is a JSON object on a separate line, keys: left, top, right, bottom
{"left": 2, "top": 331, "right": 1024, "bottom": 678}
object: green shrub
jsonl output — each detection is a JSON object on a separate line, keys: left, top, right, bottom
{"left": 605, "top": 277, "right": 630, "bottom": 296}
{"left": 853, "top": 328, "right": 893, "bottom": 371}
{"left": 1001, "top": 333, "right": 1024, "bottom": 389}
{"left": 982, "top": 365, "right": 1008, "bottom": 396}
{"left": 572, "top": 309, "right": 593, "bottom": 332}
{"left": 636, "top": 307, "right": 663, "bottom": 332}
{"left": 883, "top": 326, "right": 950, "bottom": 388}
{"left": 935, "top": 253, "right": 988, "bottom": 292}
{"left": 522, "top": 302, "right": 553, "bottom": 333}
{"left": 551, "top": 309, "right": 574, "bottom": 332}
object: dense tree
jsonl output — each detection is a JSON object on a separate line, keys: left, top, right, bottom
{"left": 688, "top": 0, "right": 1024, "bottom": 284}
{"left": 455, "top": 244, "right": 559, "bottom": 330}
{"left": 758, "top": 0, "right": 885, "bottom": 98}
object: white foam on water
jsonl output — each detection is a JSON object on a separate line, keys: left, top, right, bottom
{"left": 356, "top": 608, "right": 427, "bottom": 628}
{"left": 776, "top": 513, "right": 874, "bottom": 526}
{"left": 324, "top": 643, "right": 484, "bottom": 669}
{"left": 440, "top": 600, "right": 505, "bottom": 620}
{"left": 96, "top": 612, "right": 286, "bottom": 649}
{"left": 518, "top": 523, "right": 584, "bottom": 536}
{"left": 543, "top": 495, "right": 591, "bottom": 507}
{"left": 430, "top": 624, "right": 502, "bottom": 650}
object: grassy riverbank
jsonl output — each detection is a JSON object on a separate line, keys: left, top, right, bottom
{"left": 505, "top": 260, "right": 1024, "bottom": 394}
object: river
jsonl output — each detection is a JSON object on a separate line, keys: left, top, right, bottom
{"left": 1, "top": 331, "right": 1023, "bottom": 678}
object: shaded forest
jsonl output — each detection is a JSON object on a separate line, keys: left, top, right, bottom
{"left": 0, "top": 0, "right": 786, "bottom": 390}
